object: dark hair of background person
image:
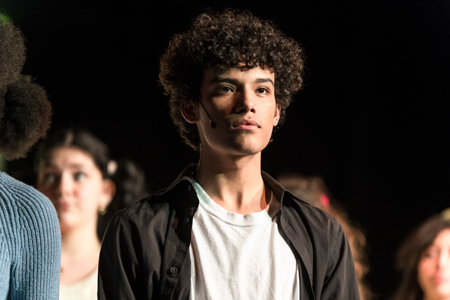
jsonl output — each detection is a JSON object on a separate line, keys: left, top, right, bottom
{"left": 35, "top": 127, "right": 111, "bottom": 178}
{"left": 159, "top": 8, "right": 306, "bottom": 151}
{"left": 97, "top": 158, "right": 149, "bottom": 239}
{"left": 390, "top": 211, "right": 450, "bottom": 300}
{"left": 0, "top": 16, "right": 52, "bottom": 160}
{"left": 35, "top": 127, "right": 149, "bottom": 239}
{"left": 277, "top": 172, "right": 373, "bottom": 300}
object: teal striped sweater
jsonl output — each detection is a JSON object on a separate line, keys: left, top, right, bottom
{"left": 0, "top": 172, "right": 60, "bottom": 299}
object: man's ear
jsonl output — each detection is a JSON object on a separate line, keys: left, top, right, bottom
{"left": 99, "top": 179, "right": 116, "bottom": 209}
{"left": 181, "top": 100, "right": 199, "bottom": 124}
{"left": 273, "top": 103, "right": 281, "bottom": 126}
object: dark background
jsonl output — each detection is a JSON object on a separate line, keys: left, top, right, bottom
{"left": 2, "top": 0, "right": 450, "bottom": 298}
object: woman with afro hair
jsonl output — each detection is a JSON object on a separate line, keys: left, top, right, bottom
{"left": 0, "top": 15, "right": 60, "bottom": 299}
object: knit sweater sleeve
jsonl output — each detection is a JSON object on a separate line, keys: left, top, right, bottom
{"left": 0, "top": 173, "right": 61, "bottom": 299}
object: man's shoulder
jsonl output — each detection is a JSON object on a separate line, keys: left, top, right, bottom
{"left": 261, "top": 170, "right": 336, "bottom": 226}
{"left": 114, "top": 193, "right": 171, "bottom": 223}
{"left": 281, "top": 190, "right": 342, "bottom": 234}
{"left": 115, "top": 172, "right": 198, "bottom": 223}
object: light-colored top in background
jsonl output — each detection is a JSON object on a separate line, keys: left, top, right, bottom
{"left": 60, "top": 268, "right": 98, "bottom": 300}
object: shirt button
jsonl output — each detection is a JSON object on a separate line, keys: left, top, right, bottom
{"left": 170, "top": 267, "right": 178, "bottom": 274}
{"left": 183, "top": 217, "right": 189, "bottom": 224}
{"left": 187, "top": 185, "right": 191, "bottom": 191}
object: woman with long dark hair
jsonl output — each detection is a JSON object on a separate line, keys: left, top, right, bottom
{"left": 392, "top": 209, "right": 450, "bottom": 300}
{"left": 35, "top": 127, "right": 148, "bottom": 299}
{"left": 36, "top": 128, "right": 116, "bottom": 300}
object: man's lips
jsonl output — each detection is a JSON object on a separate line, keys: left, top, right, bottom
{"left": 231, "top": 119, "right": 260, "bottom": 129}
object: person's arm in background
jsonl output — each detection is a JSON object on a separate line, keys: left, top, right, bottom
{"left": 3, "top": 177, "right": 61, "bottom": 299}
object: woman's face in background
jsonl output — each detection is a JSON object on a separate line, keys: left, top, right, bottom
{"left": 418, "top": 228, "right": 450, "bottom": 300}
{"left": 37, "top": 147, "right": 110, "bottom": 233}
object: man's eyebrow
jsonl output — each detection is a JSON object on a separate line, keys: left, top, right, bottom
{"left": 210, "top": 77, "right": 240, "bottom": 85}
{"left": 210, "top": 77, "right": 274, "bottom": 86}
{"left": 255, "top": 78, "right": 274, "bottom": 85}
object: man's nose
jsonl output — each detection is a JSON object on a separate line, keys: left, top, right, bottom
{"left": 235, "top": 87, "right": 255, "bottom": 114}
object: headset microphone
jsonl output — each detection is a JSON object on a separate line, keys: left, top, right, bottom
{"left": 198, "top": 102, "right": 216, "bottom": 129}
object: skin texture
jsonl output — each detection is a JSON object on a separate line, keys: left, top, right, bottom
{"left": 182, "top": 66, "right": 280, "bottom": 215}
{"left": 183, "top": 66, "right": 280, "bottom": 158}
{"left": 418, "top": 229, "right": 450, "bottom": 300}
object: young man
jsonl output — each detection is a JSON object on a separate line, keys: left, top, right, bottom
{"left": 98, "top": 9, "right": 360, "bottom": 299}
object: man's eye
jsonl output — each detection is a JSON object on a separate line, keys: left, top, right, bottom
{"left": 256, "top": 87, "right": 269, "bottom": 94}
{"left": 74, "top": 172, "right": 87, "bottom": 181}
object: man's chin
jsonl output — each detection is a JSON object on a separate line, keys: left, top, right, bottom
{"left": 226, "top": 144, "right": 265, "bottom": 157}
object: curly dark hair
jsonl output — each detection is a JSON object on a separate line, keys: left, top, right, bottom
{"left": 0, "top": 16, "right": 25, "bottom": 87}
{"left": 0, "top": 17, "right": 52, "bottom": 160}
{"left": 0, "top": 75, "right": 52, "bottom": 160}
{"left": 159, "top": 9, "right": 305, "bottom": 151}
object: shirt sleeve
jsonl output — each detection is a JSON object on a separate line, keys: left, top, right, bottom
{"left": 98, "top": 213, "right": 148, "bottom": 300}
{"left": 321, "top": 220, "right": 360, "bottom": 300}
{"left": 10, "top": 189, "right": 61, "bottom": 300}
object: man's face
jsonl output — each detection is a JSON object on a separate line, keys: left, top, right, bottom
{"left": 193, "top": 66, "right": 280, "bottom": 157}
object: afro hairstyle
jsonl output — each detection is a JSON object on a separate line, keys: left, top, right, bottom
{"left": 0, "top": 17, "right": 52, "bottom": 160}
{"left": 0, "top": 16, "right": 25, "bottom": 87}
{"left": 0, "top": 75, "right": 52, "bottom": 160}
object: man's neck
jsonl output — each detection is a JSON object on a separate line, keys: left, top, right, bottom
{"left": 195, "top": 150, "right": 270, "bottom": 215}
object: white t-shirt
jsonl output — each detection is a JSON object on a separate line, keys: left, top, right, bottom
{"left": 189, "top": 178, "right": 300, "bottom": 300}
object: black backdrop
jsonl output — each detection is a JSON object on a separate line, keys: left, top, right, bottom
{"left": 2, "top": 0, "right": 450, "bottom": 298}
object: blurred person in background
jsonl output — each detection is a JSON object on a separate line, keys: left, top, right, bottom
{"left": 97, "top": 158, "right": 149, "bottom": 240}
{"left": 35, "top": 127, "right": 116, "bottom": 300}
{"left": 277, "top": 173, "right": 373, "bottom": 300}
{"left": 391, "top": 209, "right": 450, "bottom": 300}
{"left": 0, "top": 14, "right": 60, "bottom": 299}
